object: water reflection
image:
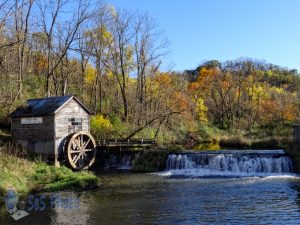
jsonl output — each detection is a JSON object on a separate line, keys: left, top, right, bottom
{"left": 289, "top": 182, "right": 300, "bottom": 213}
{"left": 51, "top": 193, "right": 90, "bottom": 225}
{"left": 1, "top": 173, "right": 300, "bottom": 225}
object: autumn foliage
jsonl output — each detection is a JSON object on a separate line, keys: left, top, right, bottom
{"left": 0, "top": 0, "right": 299, "bottom": 142}
{"left": 186, "top": 60, "right": 300, "bottom": 136}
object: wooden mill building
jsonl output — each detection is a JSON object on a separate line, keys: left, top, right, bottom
{"left": 10, "top": 96, "right": 92, "bottom": 165}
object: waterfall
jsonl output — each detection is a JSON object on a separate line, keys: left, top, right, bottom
{"left": 118, "top": 155, "right": 132, "bottom": 169}
{"left": 105, "top": 154, "right": 132, "bottom": 169}
{"left": 165, "top": 150, "right": 293, "bottom": 176}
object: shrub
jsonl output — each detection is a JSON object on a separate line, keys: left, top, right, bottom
{"left": 90, "top": 114, "right": 113, "bottom": 139}
{"left": 109, "top": 115, "right": 131, "bottom": 138}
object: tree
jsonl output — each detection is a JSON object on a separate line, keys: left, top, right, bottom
{"left": 125, "top": 72, "right": 188, "bottom": 139}
{"left": 83, "top": 5, "right": 113, "bottom": 113}
{"left": 102, "top": 8, "right": 134, "bottom": 121}
{"left": 133, "top": 13, "right": 167, "bottom": 125}
{"left": 13, "top": 0, "right": 34, "bottom": 100}
{"left": 37, "top": 0, "right": 93, "bottom": 97}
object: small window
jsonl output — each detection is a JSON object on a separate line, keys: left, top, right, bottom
{"left": 68, "top": 118, "right": 82, "bottom": 133}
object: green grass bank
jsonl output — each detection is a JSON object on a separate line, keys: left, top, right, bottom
{"left": 0, "top": 143, "right": 100, "bottom": 197}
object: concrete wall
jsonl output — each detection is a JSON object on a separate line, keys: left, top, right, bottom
{"left": 294, "top": 126, "right": 300, "bottom": 144}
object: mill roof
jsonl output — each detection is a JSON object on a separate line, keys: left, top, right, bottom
{"left": 10, "top": 95, "right": 92, "bottom": 117}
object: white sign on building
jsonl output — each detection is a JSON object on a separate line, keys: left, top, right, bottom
{"left": 21, "top": 117, "right": 43, "bottom": 124}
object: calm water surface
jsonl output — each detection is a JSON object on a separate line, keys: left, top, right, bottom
{"left": 1, "top": 172, "right": 300, "bottom": 225}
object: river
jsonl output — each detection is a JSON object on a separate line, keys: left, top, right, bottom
{"left": 1, "top": 150, "right": 300, "bottom": 224}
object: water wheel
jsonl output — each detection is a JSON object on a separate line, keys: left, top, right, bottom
{"left": 64, "top": 131, "right": 97, "bottom": 170}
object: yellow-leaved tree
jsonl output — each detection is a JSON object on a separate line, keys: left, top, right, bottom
{"left": 90, "top": 114, "right": 113, "bottom": 139}
{"left": 84, "top": 64, "right": 97, "bottom": 85}
{"left": 195, "top": 98, "right": 208, "bottom": 123}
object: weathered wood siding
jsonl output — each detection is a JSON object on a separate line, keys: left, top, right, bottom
{"left": 55, "top": 99, "right": 90, "bottom": 157}
{"left": 11, "top": 98, "right": 90, "bottom": 159}
{"left": 11, "top": 116, "right": 54, "bottom": 156}
{"left": 12, "top": 116, "right": 54, "bottom": 140}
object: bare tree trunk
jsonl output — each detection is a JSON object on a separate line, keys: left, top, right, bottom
{"left": 13, "top": 0, "right": 33, "bottom": 100}
{"left": 99, "top": 78, "right": 102, "bottom": 114}
{"left": 154, "top": 117, "right": 166, "bottom": 139}
{"left": 38, "top": 0, "right": 93, "bottom": 97}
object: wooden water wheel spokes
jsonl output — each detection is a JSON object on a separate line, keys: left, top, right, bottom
{"left": 65, "top": 131, "right": 96, "bottom": 170}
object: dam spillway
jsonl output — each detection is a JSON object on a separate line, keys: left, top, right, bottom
{"left": 165, "top": 150, "right": 293, "bottom": 176}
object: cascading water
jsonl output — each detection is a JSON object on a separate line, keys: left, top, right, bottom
{"left": 105, "top": 154, "right": 133, "bottom": 169}
{"left": 118, "top": 155, "right": 132, "bottom": 169}
{"left": 165, "top": 150, "right": 294, "bottom": 177}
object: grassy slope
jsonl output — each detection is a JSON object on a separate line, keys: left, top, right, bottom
{"left": 0, "top": 150, "right": 100, "bottom": 197}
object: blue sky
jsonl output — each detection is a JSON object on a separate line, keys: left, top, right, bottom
{"left": 106, "top": 0, "right": 300, "bottom": 72}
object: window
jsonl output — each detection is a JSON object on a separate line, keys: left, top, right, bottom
{"left": 68, "top": 118, "right": 82, "bottom": 133}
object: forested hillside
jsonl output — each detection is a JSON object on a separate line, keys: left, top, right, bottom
{"left": 1, "top": 0, "right": 299, "bottom": 145}
{"left": 186, "top": 60, "right": 300, "bottom": 137}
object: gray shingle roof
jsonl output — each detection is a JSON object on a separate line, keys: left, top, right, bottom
{"left": 10, "top": 96, "right": 92, "bottom": 117}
